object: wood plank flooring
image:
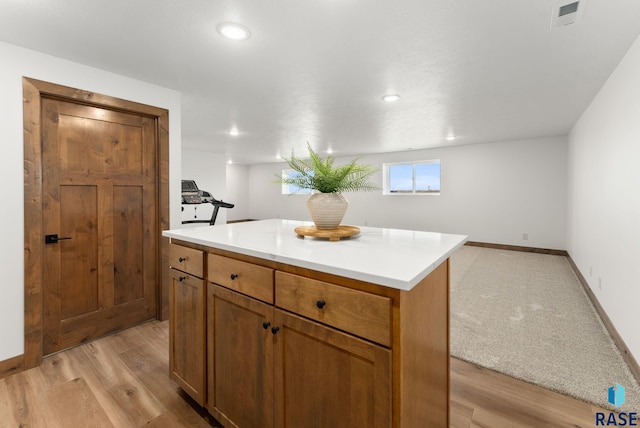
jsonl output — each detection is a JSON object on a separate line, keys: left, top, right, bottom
{"left": 450, "top": 358, "right": 605, "bottom": 427}
{"left": 0, "top": 320, "right": 604, "bottom": 427}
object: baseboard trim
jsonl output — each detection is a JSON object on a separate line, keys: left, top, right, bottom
{"left": 0, "top": 354, "right": 24, "bottom": 380}
{"left": 226, "top": 219, "right": 257, "bottom": 224}
{"left": 566, "top": 255, "right": 640, "bottom": 386}
{"left": 465, "top": 241, "right": 568, "bottom": 256}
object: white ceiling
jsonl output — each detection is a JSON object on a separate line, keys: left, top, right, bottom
{"left": 1, "top": 0, "right": 639, "bottom": 164}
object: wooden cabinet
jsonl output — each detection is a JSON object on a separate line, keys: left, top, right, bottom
{"left": 207, "top": 284, "right": 274, "bottom": 428}
{"left": 169, "top": 245, "right": 450, "bottom": 427}
{"left": 273, "top": 309, "right": 391, "bottom": 428}
{"left": 169, "top": 244, "right": 206, "bottom": 406}
{"left": 206, "top": 278, "right": 391, "bottom": 428}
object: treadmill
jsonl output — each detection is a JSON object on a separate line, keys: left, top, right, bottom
{"left": 181, "top": 180, "right": 234, "bottom": 226}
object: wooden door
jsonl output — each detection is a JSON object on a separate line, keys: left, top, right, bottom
{"left": 207, "top": 284, "right": 274, "bottom": 428}
{"left": 41, "top": 97, "right": 158, "bottom": 355}
{"left": 273, "top": 309, "right": 392, "bottom": 428}
{"left": 169, "top": 270, "right": 206, "bottom": 405}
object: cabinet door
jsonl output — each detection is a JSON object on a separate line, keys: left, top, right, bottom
{"left": 207, "top": 284, "right": 274, "bottom": 428}
{"left": 169, "top": 270, "right": 206, "bottom": 405}
{"left": 273, "top": 309, "right": 391, "bottom": 428}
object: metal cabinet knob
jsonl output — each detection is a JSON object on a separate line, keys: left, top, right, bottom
{"left": 316, "top": 300, "right": 326, "bottom": 309}
{"left": 230, "top": 273, "right": 238, "bottom": 280}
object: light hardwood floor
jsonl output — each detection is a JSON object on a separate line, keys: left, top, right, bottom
{"left": 0, "top": 320, "right": 604, "bottom": 427}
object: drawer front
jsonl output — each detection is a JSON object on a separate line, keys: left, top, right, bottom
{"left": 208, "top": 254, "right": 274, "bottom": 304}
{"left": 275, "top": 272, "right": 392, "bottom": 347}
{"left": 169, "top": 244, "right": 204, "bottom": 278}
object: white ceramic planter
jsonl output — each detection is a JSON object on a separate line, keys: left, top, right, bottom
{"left": 306, "top": 193, "right": 349, "bottom": 230}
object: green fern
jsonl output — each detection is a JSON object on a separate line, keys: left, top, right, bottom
{"left": 276, "top": 143, "right": 378, "bottom": 193}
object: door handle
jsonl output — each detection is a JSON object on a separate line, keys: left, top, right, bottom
{"left": 45, "top": 234, "right": 72, "bottom": 244}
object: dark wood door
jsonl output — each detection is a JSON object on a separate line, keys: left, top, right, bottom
{"left": 41, "top": 97, "right": 158, "bottom": 355}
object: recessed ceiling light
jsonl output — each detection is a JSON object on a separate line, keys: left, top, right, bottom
{"left": 327, "top": 148, "right": 333, "bottom": 154}
{"left": 382, "top": 94, "right": 400, "bottom": 102}
{"left": 446, "top": 134, "right": 456, "bottom": 141}
{"left": 217, "top": 22, "right": 251, "bottom": 41}
{"left": 227, "top": 159, "right": 233, "bottom": 165}
{"left": 229, "top": 129, "right": 239, "bottom": 136}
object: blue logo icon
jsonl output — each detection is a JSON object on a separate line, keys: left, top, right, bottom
{"left": 596, "top": 384, "right": 637, "bottom": 425}
{"left": 608, "top": 383, "right": 626, "bottom": 408}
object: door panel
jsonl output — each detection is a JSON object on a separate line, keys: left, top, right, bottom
{"left": 42, "top": 97, "right": 157, "bottom": 355}
{"left": 113, "top": 185, "right": 144, "bottom": 305}
{"left": 59, "top": 185, "right": 99, "bottom": 319}
{"left": 57, "top": 108, "right": 144, "bottom": 175}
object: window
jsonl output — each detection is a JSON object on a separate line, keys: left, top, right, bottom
{"left": 281, "top": 170, "right": 314, "bottom": 195}
{"left": 383, "top": 160, "right": 441, "bottom": 195}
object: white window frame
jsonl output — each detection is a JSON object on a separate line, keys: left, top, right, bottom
{"left": 281, "top": 169, "right": 314, "bottom": 195}
{"left": 382, "top": 160, "right": 441, "bottom": 195}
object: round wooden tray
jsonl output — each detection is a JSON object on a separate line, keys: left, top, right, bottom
{"left": 295, "top": 225, "right": 361, "bottom": 241}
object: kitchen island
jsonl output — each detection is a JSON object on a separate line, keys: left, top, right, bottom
{"left": 163, "top": 219, "right": 467, "bottom": 428}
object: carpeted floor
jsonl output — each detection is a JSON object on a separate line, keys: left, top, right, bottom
{"left": 450, "top": 245, "right": 640, "bottom": 411}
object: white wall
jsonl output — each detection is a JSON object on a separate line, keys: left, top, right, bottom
{"left": 226, "top": 164, "right": 251, "bottom": 221}
{"left": 567, "top": 35, "right": 640, "bottom": 361}
{"left": 181, "top": 150, "right": 228, "bottom": 226}
{"left": 247, "top": 136, "right": 567, "bottom": 249}
{"left": 0, "top": 41, "right": 182, "bottom": 361}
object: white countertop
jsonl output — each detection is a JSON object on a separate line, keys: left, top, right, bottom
{"left": 163, "top": 219, "right": 467, "bottom": 291}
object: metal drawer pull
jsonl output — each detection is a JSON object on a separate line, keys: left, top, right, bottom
{"left": 179, "top": 276, "right": 187, "bottom": 282}
{"left": 178, "top": 257, "right": 186, "bottom": 262}
{"left": 316, "top": 300, "right": 326, "bottom": 309}
{"left": 230, "top": 273, "right": 238, "bottom": 280}
{"left": 262, "top": 321, "right": 271, "bottom": 330}
{"left": 271, "top": 326, "right": 280, "bottom": 335}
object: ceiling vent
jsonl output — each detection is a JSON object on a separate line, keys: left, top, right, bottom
{"left": 551, "top": 0, "right": 585, "bottom": 30}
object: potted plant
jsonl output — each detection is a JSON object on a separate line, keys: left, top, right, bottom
{"left": 277, "top": 144, "right": 378, "bottom": 229}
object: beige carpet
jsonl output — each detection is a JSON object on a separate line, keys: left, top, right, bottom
{"left": 450, "top": 245, "right": 640, "bottom": 411}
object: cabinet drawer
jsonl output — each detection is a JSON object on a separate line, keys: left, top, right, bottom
{"left": 208, "top": 254, "right": 274, "bottom": 304}
{"left": 275, "top": 272, "right": 392, "bottom": 347}
{"left": 169, "top": 243, "right": 204, "bottom": 278}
